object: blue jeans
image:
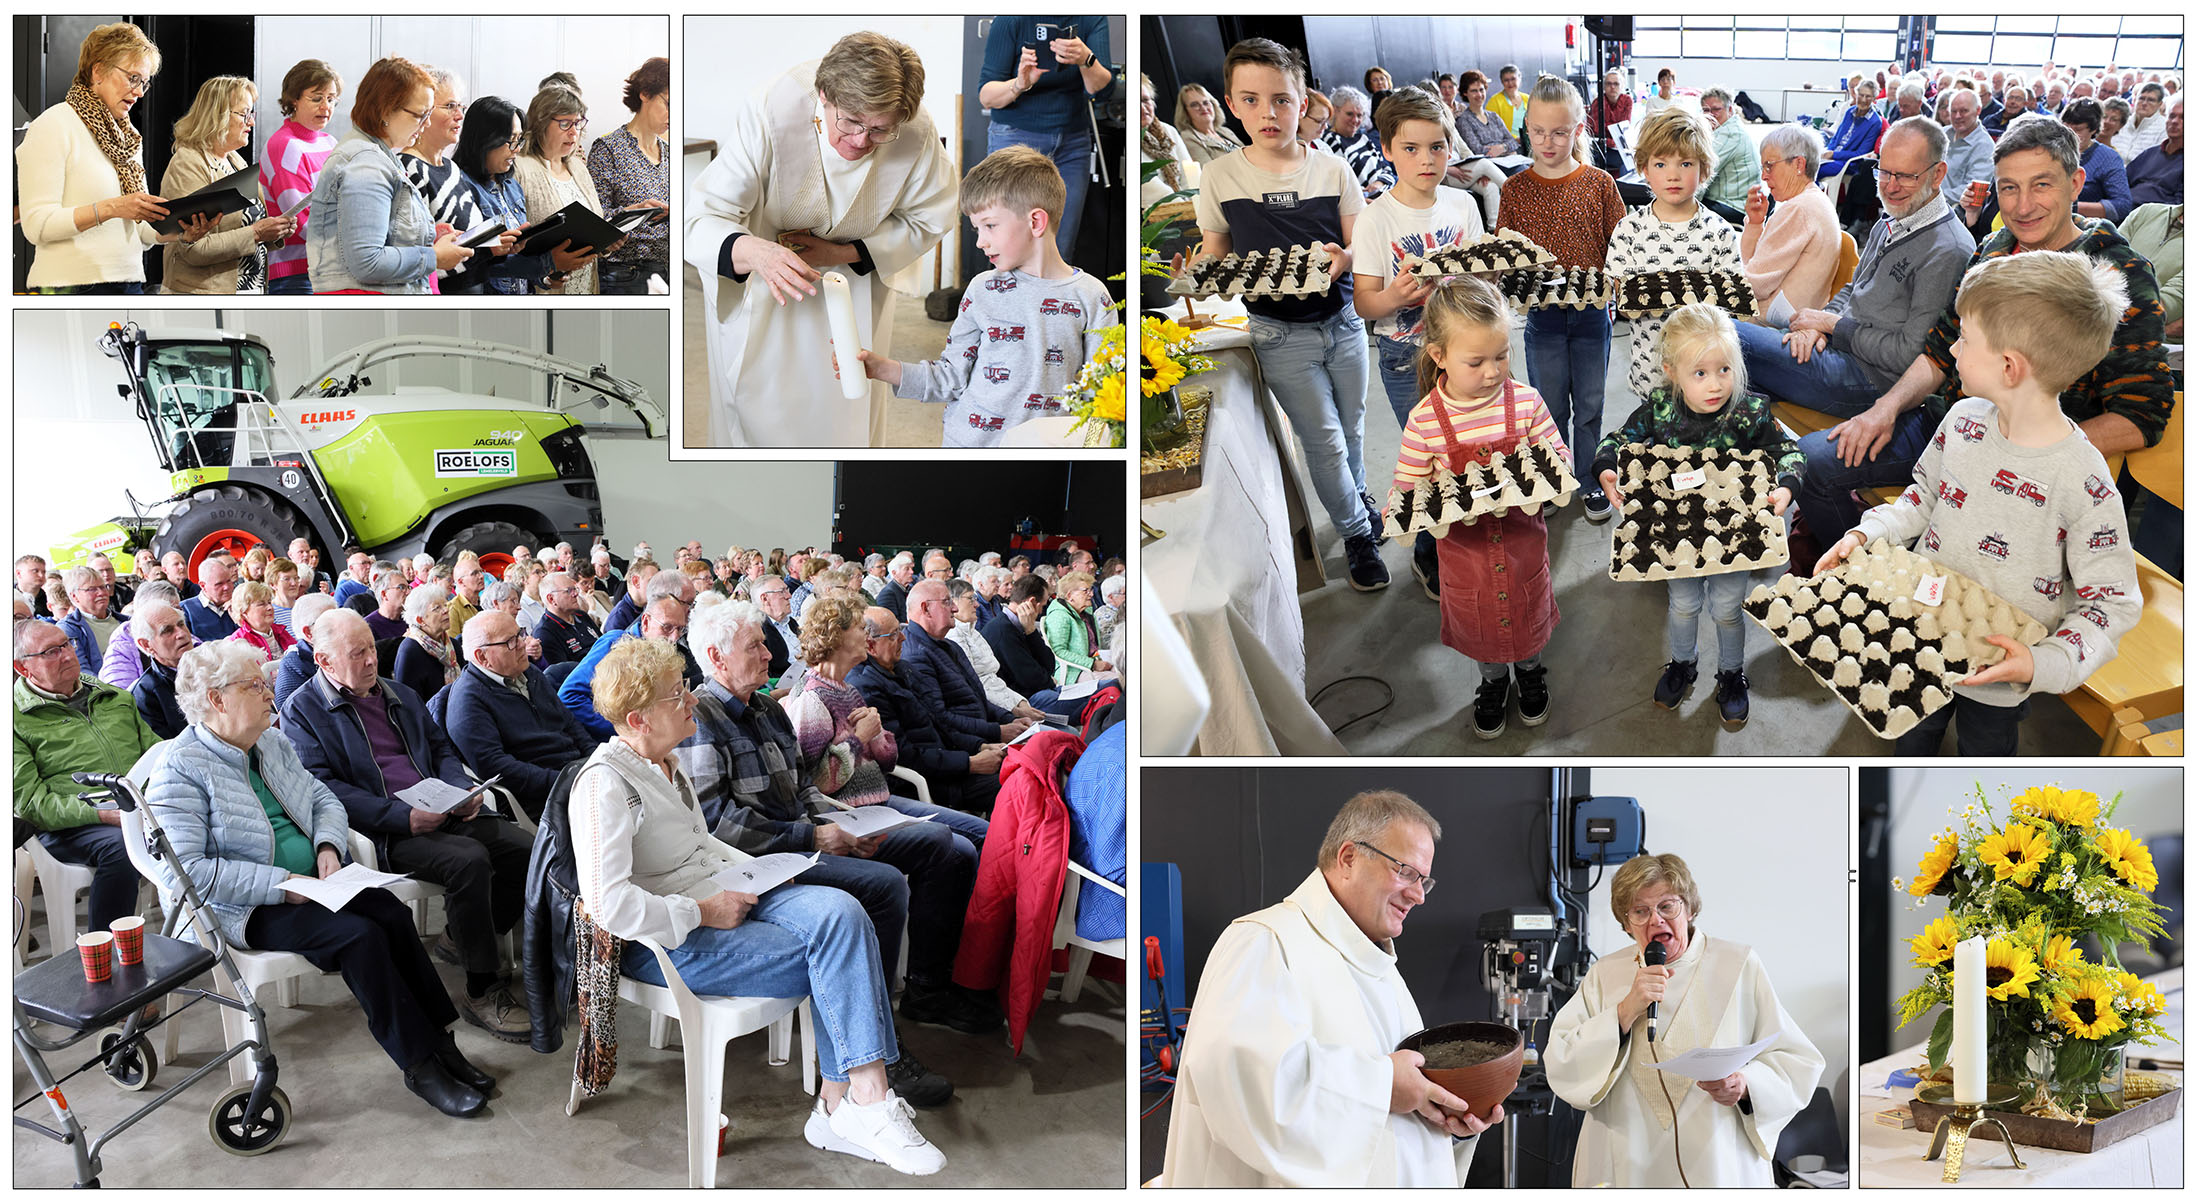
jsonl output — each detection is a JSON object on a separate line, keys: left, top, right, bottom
{"left": 267, "top": 274, "right": 312, "bottom": 295}
{"left": 622, "top": 883, "right": 893, "bottom": 1082}
{"left": 881, "top": 794, "right": 989, "bottom": 854}
{"left": 988, "top": 118, "right": 1094, "bottom": 253}
{"left": 1028, "top": 687, "right": 1088, "bottom": 722}
{"left": 1795, "top": 408, "right": 1936, "bottom": 542}
{"left": 1248, "top": 307, "right": 1372, "bottom": 540}
{"left": 1376, "top": 336, "right": 1437, "bottom": 567}
{"left": 1892, "top": 694, "right": 2029, "bottom": 756}
{"left": 1735, "top": 321, "right": 1882, "bottom": 418}
{"left": 1523, "top": 305, "right": 1611, "bottom": 491}
{"left": 1667, "top": 572, "right": 1753, "bottom": 672}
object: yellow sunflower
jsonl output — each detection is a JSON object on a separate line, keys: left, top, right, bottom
{"left": 2095, "top": 828, "right": 2159, "bottom": 891}
{"left": 1978, "top": 822, "right": 2052, "bottom": 887}
{"left": 1909, "top": 830, "right": 1959, "bottom": 897}
{"left": 2038, "top": 934, "right": 2085, "bottom": 977}
{"left": 2010, "top": 786, "right": 2100, "bottom": 827}
{"left": 1910, "top": 916, "right": 1961, "bottom": 967}
{"left": 1090, "top": 373, "right": 1126, "bottom": 423}
{"left": 2052, "top": 974, "right": 2127, "bottom": 1039}
{"left": 1981, "top": 937, "right": 2041, "bottom": 1001}
{"left": 2117, "top": 971, "right": 2168, "bottom": 1017}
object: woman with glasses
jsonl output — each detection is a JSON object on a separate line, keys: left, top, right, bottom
{"left": 586, "top": 57, "right": 672, "bottom": 294}
{"left": 17, "top": 22, "right": 216, "bottom": 293}
{"left": 160, "top": 75, "right": 291, "bottom": 294}
{"left": 1040, "top": 569, "right": 1112, "bottom": 686}
{"left": 262, "top": 60, "right": 343, "bottom": 295}
{"left": 1174, "top": 83, "right": 1241, "bottom": 165}
{"left": 1545, "top": 853, "right": 1823, "bottom": 1186}
{"left": 1739, "top": 124, "right": 1838, "bottom": 328}
{"left": 449, "top": 96, "right": 558, "bottom": 295}
{"left": 306, "top": 56, "right": 472, "bottom": 294}
{"left": 686, "top": 31, "right": 957, "bottom": 446}
{"left": 515, "top": 85, "right": 611, "bottom": 295}
{"left": 399, "top": 67, "right": 522, "bottom": 294}
{"left": 393, "top": 583, "right": 459, "bottom": 702}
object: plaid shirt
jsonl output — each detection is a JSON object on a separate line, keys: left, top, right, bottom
{"left": 672, "top": 678, "right": 835, "bottom": 854}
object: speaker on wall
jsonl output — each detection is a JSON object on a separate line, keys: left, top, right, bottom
{"left": 1583, "top": 16, "right": 1633, "bottom": 40}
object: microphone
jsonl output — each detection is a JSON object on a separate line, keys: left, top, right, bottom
{"left": 1643, "top": 940, "right": 1666, "bottom": 1043}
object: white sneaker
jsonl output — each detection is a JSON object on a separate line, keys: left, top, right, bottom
{"left": 806, "top": 1091, "right": 945, "bottom": 1176}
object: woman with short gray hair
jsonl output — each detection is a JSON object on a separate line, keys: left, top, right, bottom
{"left": 1740, "top": 123, "right": 1838, "bottom": 325}
{"left": 394, "top": 582, "right": 457, "bottom": 700}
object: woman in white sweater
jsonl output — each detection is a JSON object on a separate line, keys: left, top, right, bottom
{"left": 17, "top": 22, "right": 212, "bottom": 291}
{"left": 160, "top": 75, "right": 293, "bottom": 294}
{"left": 512, "top": 85, "right": 612, "bottom": 295}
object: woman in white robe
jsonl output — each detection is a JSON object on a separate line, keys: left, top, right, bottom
{"left": 1546, "top": 852, "right": 1824, "bottom": 1187}
{"left": 685, "top": 32, "right": 958, "bottom": 447}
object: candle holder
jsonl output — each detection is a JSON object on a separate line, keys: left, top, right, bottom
{"left": 1916, "top": 1083, "right": 2027, "bottom": 1183}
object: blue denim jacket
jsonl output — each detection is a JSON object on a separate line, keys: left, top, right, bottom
{"left": 306, "top": 135, "right": 436, "bottom": 294}
{"left": 458, "top": 171, "right": 551, "bottom": 296}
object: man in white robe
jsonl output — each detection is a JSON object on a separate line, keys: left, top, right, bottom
{"left": 1158, "top": 790, "right": 1500, "bottom": 1187}
{"left": 1545, "top": 854, "right": 1824, "bottom": 1187}
{"left": 686, "top": 42, "right": 958, "bottom": 447}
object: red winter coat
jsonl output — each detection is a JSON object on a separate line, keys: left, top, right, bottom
{"left": 951, "top": 729, "right": 1083, "bottom": 1054}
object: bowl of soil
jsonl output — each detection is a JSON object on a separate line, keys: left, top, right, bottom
{"left": 1396, "top": 1021, "right": 1524, "bottom": 1115}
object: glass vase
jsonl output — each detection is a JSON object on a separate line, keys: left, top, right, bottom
{"left": 1142, "top": 386, "right": 1188, "bottom": 455}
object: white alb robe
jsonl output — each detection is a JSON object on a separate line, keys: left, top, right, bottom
{"left": 1158, "top": 870, "right": 1478, "bottom": 1187}
{"left": 1545, "top": 933, "right": 1823, "bottom": 1187}
{"left": 684, "top": 61, "right": 958, "bottom": 446}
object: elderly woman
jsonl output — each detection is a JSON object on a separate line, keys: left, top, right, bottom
{"left": 262, "top": 60, "right": 343, "bottom": 294}
{"left": 1740, "top": 125, "right": 1839, "bottom": 328}
{"left": 977, "top": 15, "right": 1113, "bottom": 253}
{"left": 17, "top": 22, "right": 215, "bottom": 293}
{"left": 1092, "top": 573, "right": 1127, "bottom": 658}
{"left": 1323, "top": 86, "right": 1392, "bottom": 197}
{"left": 587, "top": 57, "right": 673, "bottom": 294}
{"left": 160, "top": 75, "right": 291, "bottom": 293}
{"left": 1298, "top": 89, "right": 1334, "bottom": 151}
{"left": 394, "top": 582, "right": 458, "bottom": 701}
{"left": 1545, "top": 853, "right": 1823, "bottom": 1186}
{"left": 1138, "top": 74, "right": 1197, "bottom": 208}
{"left": 686, "top": 31, "right": 958, "bottom": 447}
{"left": 147, "top": 641, "right": 492, "bottom": 1118}
{"left": 1818, "top": 78, "right": 1885, "bottom": 179}
{"left": 2063, "top": 99, "right": 2135, "bottom": 223}
{"left": 1041, "top": 570, "right": 1111, "bottom": 685}
{"left": 573, "top": 637, "right": 945, "bottom": 1173}
{"left": 1175, "top": 83, "right": 1242, "bottom": 164}
{"left": 401, "top": 69, "right": 506, "bottom": 273}
{"left": 225, "top": 581, "right": 296, "bottom": 663}
{"left": 307, "top": 56, "right": 472, "bottom": 294}
{"left": 514, "top": 85, "right": 613, "bottom": 295}
{"left": 786, "top": 593, "right": 898, "bottom": 807}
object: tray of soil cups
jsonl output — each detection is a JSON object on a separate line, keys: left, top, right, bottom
{"left": 1613, "top": 268, "right": 1761, "bottom": 321}
{"left": 1608, "top": 444, "right": 1790, "bottom": 581}
{"left": 1495, "top": 265, "right": 1614, "bottom": 311}
{"left": 1741, "top": 539, "right": 2050, "bottom": 739}
{"left": 1166, "top": 244, "right": 1336, "bottom": 299}
{"left": 1395, "top": 1021, "right": 1525, "bottom": 1117}
{"left": 1400, "top": 229, "right": 1556, "bottom": 278}
{"left": 1381, "top": 434, "right": 1578, "bottom": 539}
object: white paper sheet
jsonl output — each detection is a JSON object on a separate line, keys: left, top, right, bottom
{"left": 1648, "top": 1033, "right": 1783, "bottom": 1082}
{"left": 396, "top": 777, "right": 491, "bottom": 814}
{"left": 707, "top": 852, "right": 820, "bottom": 897}
{"left": 1057, "top": 672, "right": 1118, "bottom": 701}
{"left": 278, "top": 863, "right": 411, "bottom": 912}
{"left": 817, "top": 808, "right": 932, "bottom": 838}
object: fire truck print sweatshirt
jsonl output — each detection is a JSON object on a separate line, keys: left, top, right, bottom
{"left": 894, "top": 267, "right": 1118, "bottom": 447}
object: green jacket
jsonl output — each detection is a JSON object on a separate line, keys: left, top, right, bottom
{"left": 13, "top": 675, "right": 163, "bottom": 831}
{"left": 1592, "top": 387, "right": 1806, "bottom": 493}
{"left": 1040, "top": 599, "right": 1099, "bottom": 685}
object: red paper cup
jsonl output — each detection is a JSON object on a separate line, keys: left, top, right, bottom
{"left": 1966, "top": 180, "right": 1990, "bottom": 208}
{"left": 109, "top": 916, "right": 145, "bottom": 967}
{"left": 78, "top": 931, "right": 114, "bottom": 984}
{"left": 717, "top": 1113, "right": 730, "bottom": 1157}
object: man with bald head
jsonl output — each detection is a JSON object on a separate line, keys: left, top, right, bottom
{"left": 559, "top": 595, "right": 691, "bottom": 739}
{"left": 900, "top": 580, "right": 1038, "bottom": 762}
{"left": 333, "top": 551, "right": 376, "bottom": 607}
{"left": 180, "top": 556, "right": 240, "bottom": 641}
{"left": 125, "top": 599, "right": 196, "bottom": 738}
{"left": 1940, "top": 88, "right": 1996, "bottom": 221}
{"left": 445, "top": 610, "right": 596, "bottom": 820}
{"left": 850, "top": 605, "right": 1005, "bottom": 818}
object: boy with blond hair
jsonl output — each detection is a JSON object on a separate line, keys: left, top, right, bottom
{"left": 860, "top": 144, "right": 1114, "bottom": 446}
{"left": 1816, "top": 252, "right": 2143, "bottom": 755}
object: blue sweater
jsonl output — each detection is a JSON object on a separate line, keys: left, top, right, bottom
{"left": 445, "top": 661, "right": 595, "bottom": 817}
{"left": 2077, "top": 140, "right": 2134, "bottom": 223}
{"left": 1817, "top": 107, "right": 1886, "bottom": 178}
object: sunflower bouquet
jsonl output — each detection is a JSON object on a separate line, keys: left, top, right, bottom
{"left": 1895, "top": 784, "right": 2172, "bottom": 1119}
{"left": 1135, "top": 315, "right": 1215, "bottom": 453}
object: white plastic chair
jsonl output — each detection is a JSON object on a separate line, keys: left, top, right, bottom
{"left": 1048, "top": 861, "right": 1125, "bottom": 1004}
{"left": 346, "top": 829, "right": 443, "bottom": 931}
{"left": 567, "top": 935, "right": 815, "bottom": 1189}
{"left": 23, "top": 838, "right": 100, "bottom": 962}
{"left": 888, "top": 765, "right": 931, "bottom": 806}
{"left": 12, "top": 848, "right": 36, "bottom": 971}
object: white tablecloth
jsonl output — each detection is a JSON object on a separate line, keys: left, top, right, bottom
{"left": 1859, "top": 967, "right": 2184, "bottom": 1187}
{"left": 1141, "top": 318, "right": 1343, "bottom": 756}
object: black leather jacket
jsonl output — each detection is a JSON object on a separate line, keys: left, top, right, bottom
{"left": 522, "top": 761, "right": 588, "bottom": 1053}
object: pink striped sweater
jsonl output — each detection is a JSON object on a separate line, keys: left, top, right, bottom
{"left": 1393, "top": 377, "right": 1566, "bottom": 493}
{"left": 260, "top": 119, "right": 337, "bottom": 281}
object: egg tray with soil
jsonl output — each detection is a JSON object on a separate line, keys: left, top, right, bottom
{"left": 1166, "top": 243, "right": 1337, "bottom": 299}
{"left": 1613, "top": 268, "right": 1760, "bottom": 321}
{"left": 1382, "top": 434, "right": 1578, "bottom": 539}
{"left": 1494, "top": 265, "right": 1614, "bottom": 311}
{"left": 1608, "top": 444, "right": 1790, "bottom": 581}
{"left": 1401, "top": 229, "right": 1557, "bottom": 278}
{"left": 1742, "top": 538, "right": 2049, "bottom": 739}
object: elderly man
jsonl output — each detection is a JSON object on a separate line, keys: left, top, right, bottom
{"left": 58, "top": 566, "right": 122, "bottom": 673}
{"left": 781, "top": 549, "right": 809, "bottom": 591}
{"left": 970, "top": 565, "right": 1011, "bottom": 628}
{"left": 444, "top": 610, "right": 595, "bottom": 821}
{"left": 1159, "top": 790, "right": 1498, "bottom": 1185}
{"left": 676, "top": 601, "right": 995, "bottom": 1051}
{"left": 920, "top": 553, "right": 953, "bottom": 584}
{"left": 875, "top": 553, "right": 917, "bottom": 623}
{"left": 281, "top": 609, "right": 533, "bottom": 1042}
{"left": 742, "top": 574, "right": 799, "bottom": 676}
{"left": 861, "top": 553, "right": 890, "bottom": 598}
{"left": 285, "top": 538, "right": 322, "bottom": 592}
{"left": 86, "top": 552, "right": 133, "bottom": 614}
{"left": 1697, "top": 89, "right": 1756, "bottom": 214}
{"left": 604, "top": 558, "right": 659, "bottom": 633}
{"left": 1939, "top": 87, "right": 1996, "bottom": 220}
{"left": 1812, "top": 115, "right": 2173, "bottom": 533}
{"left": 558, "top": 595, "right": 692, "bottom": 739}
{"left": 532, "top": 571, "right": 602, "bottom": 665}
{"left": 588, "top": 543, "right": 622, "bottom": 597}
{"left": 1586, "top": 70, "right": 1632, "bottom": 175}
{"left": 2126, "top": 97, "right": 2183, "bottom": 207}
{"left": 364, "top": 567, "right": 409, "bottom": 641}
{"left": 180, "top": 557, "right": 240, "bottom": 641}
{"left": 14, "top": 618, "right": 164, "bottom": 934}
{"left": 902, "top": 579, "right": 1038, "bottom": 747}
{"left": 850, "top": 606, "right": 1004, "bottom": 819}
{"left": 154, "top": 550, "right": 196, "bottom": 599}
{"left": 2117, "top": 82, "right": 2169, "bottom": 159}
{"left": 99, "top": 579, "right": 183, "bottom": 690}
{"left": 126, "top": 600, "right": 196, "bottom": 738}
{"left": 981, "top": 574, "right": 1064, "bottom": 706}
{"left": 1322, "top": 85, "right": 1393, "bottom": 197}
{"left": 447, "top": 554, "right": 485, "bottom": 634}
{"left": 333, "top": 551, "right": 376, "bottom": 607}
{"left": 274, "top": 593, "right": 336, "bottom": 709}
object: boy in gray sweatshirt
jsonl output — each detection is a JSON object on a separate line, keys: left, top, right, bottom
{"left": 1816, "top": 252, "right": 2142, "bottom": 754}
{"left": 860, "top": 146, "right": 1115, "bottom": 447}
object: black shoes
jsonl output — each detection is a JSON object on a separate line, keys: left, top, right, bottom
{"left": 1470, "top": 674, "right": 1510, "bottom": 740}
{"left": 436, "top": 1031, "right": 496, "bottom": 1094}
{"left": 1583, "top": 489, "right": 1614, "bottom": 523}
{"left": 1343, "top": 533, "right": 1391, "bottom": 591}
{"left": 404, "top": 1056, "right": 487, "bottom": 1118}
{"left": 1515, "top": 664, "right": 1552, "bottom": 726}
{"left": 885, "top": 1046, "right": 955, "bottom": 1109}
{"left": 1410, "top": 542, "right": 1441, "bottom": 600}
{"left": 1653, "top": 660, "right": 1699, "bottom": 709}
{"left": 899, "top": 979, "right": 1004, "bottom": 1037}
{"left": 1714, "top": 669, "right": 1751, "bottom": 729}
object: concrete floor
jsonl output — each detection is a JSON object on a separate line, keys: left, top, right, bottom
{"left": 682, "top": 266, "right": 949, "bottom": 449}
{"left": 12, "top": 891, "right": 1126, "bottom": 1188}
{"left": 1294, "top": 320, "right": 2108, "bottom": 756}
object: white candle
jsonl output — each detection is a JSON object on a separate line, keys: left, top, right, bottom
{"left": 1952, "top": 936, "right": 1986, "bottom": 1104}
{"left": 820, "top": 271, "right": 866, "bottom": 402}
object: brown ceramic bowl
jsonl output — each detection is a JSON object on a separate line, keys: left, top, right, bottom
{"left": 1396, "top": 1021, "right": 1524, "bottom": 1116}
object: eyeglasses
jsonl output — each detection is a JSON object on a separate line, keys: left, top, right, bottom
{"left": 646, "top": 684, "right": 696, "bottom": 708}
{"left": 397, "top": 104, "right": 431, "bottom": 127}
{"left": 552, "top": 116, "right": 589, "bottom": 133}
{"left": 225, "top": 678, "right": 275, "bottom": 698}
{"left": 231, "top": 108, "right": 255, "bottom": 122}
{"left": 1353, "top": 841, "right": 1436, "bottom": 894}
{"left": 112, "top": 68, "right": 152, "bottom": 92}
{"left": 477, "top": 634, "right": 525, "bottom": 652}
{"left": 20, "top": 643, "right": 76, "bottom": 664}
{"left": 436, "top": 100, "right": 466, "bottom": 115}
{"left": 1873, "top": 165, "right": 1933, "bottom": 186}
{"left": 503, "top": 134, "right": 526, "bottom": 149}
{"left": 866, "top": 628, "right": 906, "bottom": 643}
{"left": 830, "top": 111, "right": 901, "bottom": 143}
{"left": 1625, "top": 897, "right": 1690, "bottom": 927}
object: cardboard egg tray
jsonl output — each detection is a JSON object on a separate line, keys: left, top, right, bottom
{"left": 1400, "top": 230, "right": 1557, "bottom": 278}
{"left": 1381, "top": 433, "right": 1578, "bottom": 539}
{"left": 1742, "top": 539, "right": 2049, "bottom": 739}
{"left": 1496, "top": 265, "right": 1615, "bottom": 311}
{"left": 1613, "top": 269, "right": 1761, "bottom": 320}
{"left": 1608, "top": 445, "right": 1791, "bottom": 581}
{"left": 1167, "top": 244, "right": 1336, "bottom": 298}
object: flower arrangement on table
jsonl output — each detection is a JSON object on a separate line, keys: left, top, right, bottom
{"left": 1895, "top": 783, "right": 2172, "bottom": 1121}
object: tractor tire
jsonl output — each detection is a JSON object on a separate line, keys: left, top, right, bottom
{"left": 440, "top": 520, "right": 539, "bottom": 582}
{"left": 156, "top": 486, "right": 317, "bottom": 578}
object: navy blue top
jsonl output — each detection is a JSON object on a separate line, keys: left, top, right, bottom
{"left": 980, "top": 16, "right": 1112, "bottom": 133}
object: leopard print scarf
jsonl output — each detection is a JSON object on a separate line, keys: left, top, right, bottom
{"left": 1141, "top": 123, "right": 1186, "bottom": 194}
{"left": 571, "top": 901, "right": 625, "bottom": 1099}
{"left": 66, "top": 82, "right": 146, "bottom": 197}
